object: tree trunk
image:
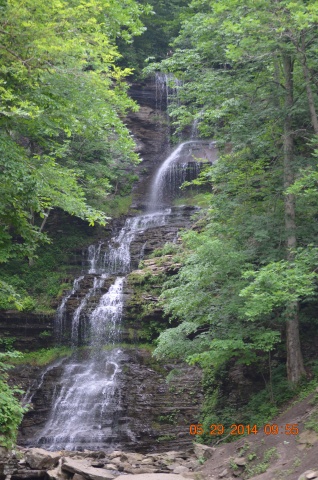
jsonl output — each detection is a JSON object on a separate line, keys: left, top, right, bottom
{"left": 300, "top": 33, "right": 318, "bottom": 135}
{"left": 282, "top": 54, "right": 306, "bottom": 384}
{"left": 39, "top": 208, "right": 51, "bottom": 233}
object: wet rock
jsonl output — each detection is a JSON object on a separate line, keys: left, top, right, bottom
{"left": 11, "top": 470, "right": 47, "bottom": 479}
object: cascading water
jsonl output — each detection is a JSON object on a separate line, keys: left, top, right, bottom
{"left": 155, "top": 72, "right": 182, "bottom": 111}
{"left": 88, "top": 243, "right": 103, "bottom": 274}
{"left": 35, "top": 278, "right": 125, "bottom": 451}
{"left": 26, "top": 80, "right": 217, "bottom": 452}
{"left": 54, "top": 276, "right": 84, "bottom": 344}
{"left": 32, "top": 210, "right": 172, "bottom": 451}
{"left": 149, "top": 140, "right": 217, "bottom": 209}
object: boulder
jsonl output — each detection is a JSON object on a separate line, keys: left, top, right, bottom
{"left": 298, "top": 472, "right": 318, "bottom": 480}
{"left": 73, "top": 475, "right": 86, "bottom": 480}
{"left": 108, "top": 451, "right": 124, "bottom": 459}
{"left": 125, "top": 452, "right": 144, "bottom": 463}
{"left": 232, "top": 457, "right": 246, "bottom": 467}
{"left": 10, "top": 470, "right": 46, "bottom": 479}
{"left": 46, "top": 463, "right": 69, "bottom": 480}
{"left": 173, "top": 465, "right": 190, "bottom": 474}
{"left": 25, "top": 449, "right": 60, "bottom": 470}
{"left": 219, "top": 469, "right": 228, "bottom": 478}
{"left": 141, "top": 458, "right": 155, "bottom": 465}
{"left": 61, "top": 457, "right": 115, "bottom": 480}
{"left": 193, "top": 443, "right": 215, "bottom": 460}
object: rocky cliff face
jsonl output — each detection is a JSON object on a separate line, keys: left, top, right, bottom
{"left": 126, "top": 80, "right": 171, "bottom": 209}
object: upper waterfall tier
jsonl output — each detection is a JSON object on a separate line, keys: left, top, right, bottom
{"left": 149, "top": 140, "right": 217, "bottom": 210}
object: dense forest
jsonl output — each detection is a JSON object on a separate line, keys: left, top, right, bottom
{"left": 2, "top": 0, "right": 318, "bottom": 452}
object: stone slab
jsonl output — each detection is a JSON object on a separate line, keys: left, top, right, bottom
{"left": 116, "top": 475, "right": 188, "bottom": 480}
{"left": 62, "top": 457, "right": 115, "bottom": 480}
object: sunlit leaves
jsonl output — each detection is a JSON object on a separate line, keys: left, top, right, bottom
{"left": 241, "top": 248, "right": 318, "bottom": 318}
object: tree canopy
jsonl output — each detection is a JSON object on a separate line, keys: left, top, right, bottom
{"left": 0, "top": 0, "right": 150, "bottom": 306}
{"left": 150, "top": 0, "right": 318, "bottom": 385}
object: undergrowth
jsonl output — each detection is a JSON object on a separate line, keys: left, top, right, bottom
{"left": 197, "top": 362, "right": 318, "bottom": 445}
{"left": 1, "top": 223, "right": 92, "bottom": 313}
{"left": 11, "top": 347, "right": 73, "bottom": 366}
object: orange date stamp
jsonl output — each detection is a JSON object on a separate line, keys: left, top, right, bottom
{"left": 189, "top": 423, "right": 299, "bottom": 436}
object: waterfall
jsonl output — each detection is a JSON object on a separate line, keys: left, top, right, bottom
{"left": 155, "top": 72, "right": 182, "bottom": 111}
{"left": 32, "top": 210, "right": 173, "bottom": 451}
{"left": 54, "top": 276, "right": 84, "bottom": 343}
{"left": 27, "top": 83, "right": 216, "bottom": 451}
{"left": 35, "top": 278, "right": 125, "bottom": 451}
{"left": 88, "top": 242, "right": 103, "bottom": 274}
{"left": 149, "top": 140, "right": 217, "bottom": 209}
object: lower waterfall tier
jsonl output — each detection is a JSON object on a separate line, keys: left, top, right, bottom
{"left": 17, "top": 348, "right": 203, "bottom": 453}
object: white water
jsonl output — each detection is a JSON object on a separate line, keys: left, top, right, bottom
{"left": 36, "top": 278, "right": 125, "bottom": 451}
{"left": 149, "top": 139, "right": 217, "bottom": 210}
{"left": 55, "top": 276, "right": 84, "bottom": 343}
{"left": 88, "top": 243, "right": 103, "bottom": 274}
{"left": 155, "top": 72, "right": 182, "bottom": 110}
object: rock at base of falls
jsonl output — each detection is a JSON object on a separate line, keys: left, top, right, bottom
{"left": 61, "top": 457, "right": 115, "bottom": 480}
{"left": 2, "top": 447, "right": 204, "bottom": 480}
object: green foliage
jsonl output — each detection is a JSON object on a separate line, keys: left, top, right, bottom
{"left": 0, "top": 219, "right": 91, "bottom": 312}
{"left": 118, "top": 0, "right": 189, "bottom": 75}
{"left": 245, "top": 448, "right": 279, "bottom": 478}
{"left": 0, "top": 336, "right": 17, "bottom": 352}
{"left": 197, "top": 362, "right": 318, "bottom": 446}
{"left": 147, "top": 0, "right": 318, "bottom": 386}
{"left": 304, "top": 408, "right": 318, "bottom": 433}
{"left": 241, "top": 247, "right": 318, "bottom": 319}
{"left": 0, "top": 0, "right": 148, "bottom": 307}
{"left": 0, "top": 352, "right": 27, "bottom": 448}
{"left": 149, "top": 243, "right": 181, "bottom": 258}
{"left": 12, "top": 347, "right": 72, "bottom": 366}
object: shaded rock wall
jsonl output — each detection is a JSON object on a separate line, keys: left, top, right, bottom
{"left": 0, "top": 312, "right": 55, "bottom": 351}
{"left": 126, "top": 80, "right": 171, "bottom": 209}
